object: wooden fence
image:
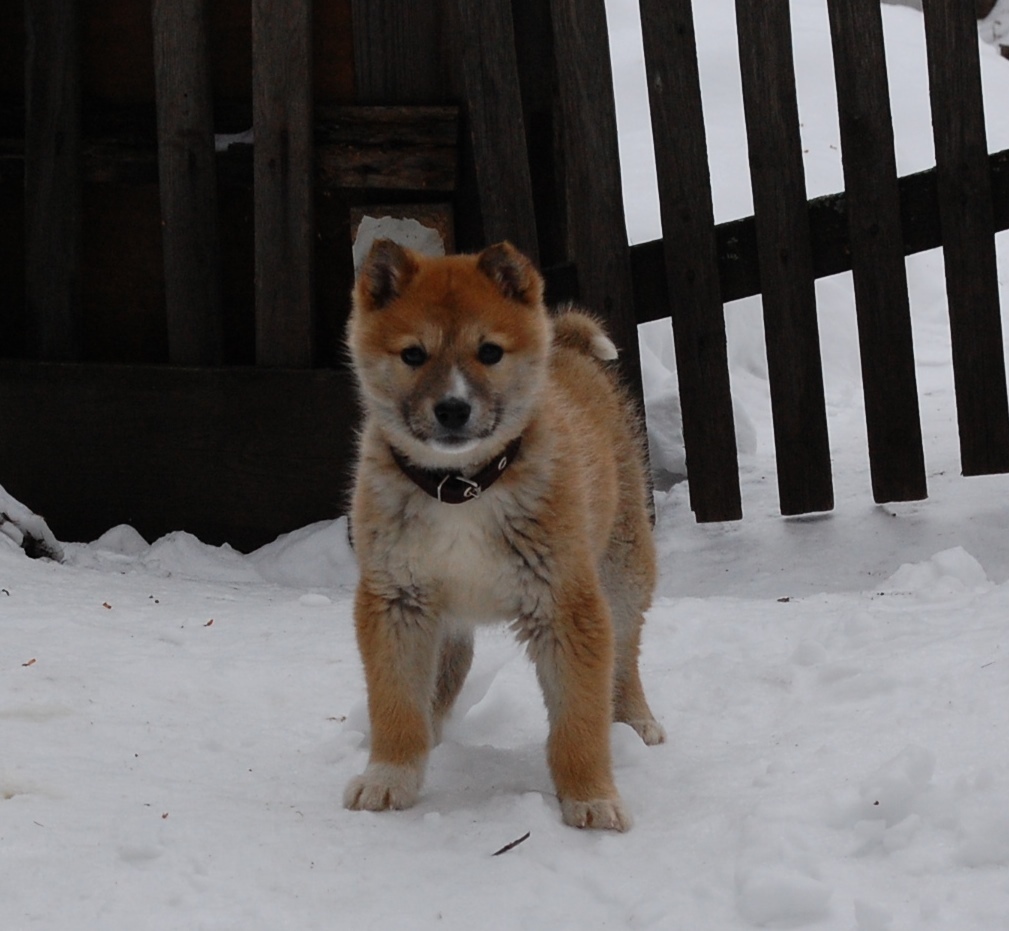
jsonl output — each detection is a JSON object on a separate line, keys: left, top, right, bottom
{"left": 1, "top": 0, "right": 1008, "bottom": 546}
{"left": 627, "top": 0, "right": 1009, "bottom": 521}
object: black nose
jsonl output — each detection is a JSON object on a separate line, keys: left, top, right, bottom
{"left": 434, "top": 398, "right": 471, "bottom": 430}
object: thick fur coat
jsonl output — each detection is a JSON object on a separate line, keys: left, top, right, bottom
{"left": 344, "top": 240, "right": 662, "bottom": 830}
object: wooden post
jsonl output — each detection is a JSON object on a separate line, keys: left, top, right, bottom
{"left": 152, "top": 0, "right": 223, "bottom": 365}
{"left": 827, "top": 0, "right": 927, "bottom": 503}
{"left": 511, "top": 0, "right": 567, "bottom": 269}
{"left": 24, "top": 0, "right": 82, "bottom": 361}
{"left": 252, "top": 0, "right": 315, "bottom": 367}
{"left": 453, "top": 0, "right": 539, "bottom": 261}
{"left": 735, "top": 0, "right": 833, "bottom": 516}
{"left": 921, "top": 0, "right": 1009, "bottom": 475}
{"left": 639, "top": 0, "right": 741, "bottom": 521}
{"left": 549, "top": 0, "right": 642, "bottom": 404}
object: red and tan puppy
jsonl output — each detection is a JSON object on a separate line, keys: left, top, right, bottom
{"left": 344, "top": 239, "right": 663, "bottom": 830}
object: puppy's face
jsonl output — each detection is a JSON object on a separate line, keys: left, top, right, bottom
{"left": 348, "top": 241, "right": 551, "bottom": 469}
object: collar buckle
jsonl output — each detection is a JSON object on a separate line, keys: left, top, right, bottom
{"left": 436, "top": 474, "right": 482, "bottom": 503}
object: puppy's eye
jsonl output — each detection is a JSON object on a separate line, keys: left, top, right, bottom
{"left": 400, "top": 346, "right": 427, "bottom": 367}
{"left": 477, "top": 343, "right": 504, "bottom": 365}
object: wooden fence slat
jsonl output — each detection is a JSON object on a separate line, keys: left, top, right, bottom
{"left": 921, "top": 0, "right": 1009, "bottom": 475}
{"left": 639, "top": 0, "right": 741, "bottom": 521}
{"left": 252, "top": 0, "right": 314, "bottom": 367}
{"left": 24, "top": 0, "right": 82, "bottom": 361}
{"left": 734, "top": 0, "right": 833, "bottom": 516}
{"left": 826, "top": 0, "right": 926, "bottom": 503}
{"left": 549, "top": 0, "right": 643, "bottom": 402}
{"left": 453, "top": 0, "right": 539, "bottom": 261}
{"left": 350, "top": 0, "right": 445, "bottom": 104}
{"left": 152, "top": 0, "right": 223, "bottom": 366}
{"left": 511, "top": 0, "right": 567, "bottom": 269}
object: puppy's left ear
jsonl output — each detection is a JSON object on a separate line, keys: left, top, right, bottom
{"left": 477, "top": 242, "right": 544, "bottom": 307}
{"left": 355, "top": 238, "right": 418, "bottom": 311}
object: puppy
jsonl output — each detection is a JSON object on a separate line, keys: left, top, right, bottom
{"left": 343, "top": 239, "right": 663, "bottom": 831}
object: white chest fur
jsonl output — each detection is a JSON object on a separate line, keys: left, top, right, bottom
{"left": 393, "top": 496, "right": 529, "bottom": 626}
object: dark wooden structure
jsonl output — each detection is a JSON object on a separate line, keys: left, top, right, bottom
{"left": 1, "top": 0, "right": 1008, "bottom": 549}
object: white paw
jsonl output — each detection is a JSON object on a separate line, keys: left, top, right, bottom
{"left": 343, "top": 762, "right": 423, "bottom": 812}
{"left": 628, "top": 718, "right": 666, "bottom": 746}
{"left": 560, "top": 796, "right": 632, "bottom": 832}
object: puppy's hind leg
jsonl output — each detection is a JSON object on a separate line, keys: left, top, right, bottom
{"left": 431, "top": 631, "right": 474, "bottom": 744}
{"left": 601, "top": 537, "right": 665, "bottom": 747}
{"left": 344, "top": 585, "right": 440, "bottom": 813}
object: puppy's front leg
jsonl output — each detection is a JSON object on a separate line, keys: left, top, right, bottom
{"left": 344, "top": 584, "right": 438, "bottom": 812}
{"left": 529, "top": 584, "right": 631, "bottom": 832}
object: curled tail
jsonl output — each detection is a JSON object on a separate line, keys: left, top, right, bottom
{"left": 551, "top": 306, "right": 619, "bottom": 362}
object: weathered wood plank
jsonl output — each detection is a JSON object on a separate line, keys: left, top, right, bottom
{"left": 252, "top": 0, "right": 314, "bottom": 367}
{"left": 0, "top": 361, "right": 358, "bottom": 551}
{"left": 350, "top": 0, "right": 446, "bottom": 104}
{"left": 452, "top": 0, "right": 539, "bottom": 259}
{"left": 639, "top": 0, "right": 741, "bottom": 522}
{"left": 735, "top": 0, "right": 833, "bottom": 515}
{"left": 511, "top": 0, "right": 567, "bottom": 268}
{"left": 827, "top": 0, "right": 926, "bottom": 503}
{"left": 152, "top": 0, "right": 223, "bottom": 365}
{"left": 549, "top": 0, "right": 642, "bottom": 402}
{"left": 4, "top": 104, "right": 460, "bottom": 192}
{"left": 314, "top": 104, "right": 459, "bottom": 191}
{"left": 921, "top": 0, "right": 1009, "bottom": 475}
{"left": 24, "top": 0, "right": 82, "bottom": 360}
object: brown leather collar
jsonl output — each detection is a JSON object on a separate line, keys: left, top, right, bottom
{"left": 391, "top": 436, "right": 522, "bottom": 504}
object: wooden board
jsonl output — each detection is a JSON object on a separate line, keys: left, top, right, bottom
{"left": 827, "top": 0, "right": 926, "bottom": 503}
{"left": 252, "top": 0, "right": 315, "bottom": 367}
{"left": 4, "top": 104, "right": 459, "bottom": 193}
{"left": 511, "top": 0, "right": 567, "bottom": 268}
{"left": 921, "top": 0, "right": 1009, "bottom": 475}
{"left": 350, "top": 0, "right": 446, "bottom": 104}
{"left": 0, "top": 362, "right": 358, "bottom": 551}
{"left": 152, "top": 0, "right": 223, "bottom": 365}
{"left": 549, "top": 0, "right": 642, "bottom": 403}
{"left": 639, "top": 0, "right": 740, "bottom": 521}
{"left": 24, "top": 0, "right": 82, "bottom": 360}
{"left": 314, "top": 105, "right": 458, "bottom": 191}
{"left": 735, "top": 0, "right": 833, "bottom": 516}
{"left": 453, "top": 0, "right": 539, "bottom": 260}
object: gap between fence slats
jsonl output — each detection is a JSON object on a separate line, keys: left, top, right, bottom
{"left": 252, "top": 0, "right": 315, "bottom": 367}
{"left": 735, "top": 0, "right": 834, "bottom": 516}
{"left": 921, "top": 0, "right": 1009, "bottom": 475}
{"left": 639, "top": 0, "right": 741, "bottom": 522}
{"left": 24, "top": 0, "right": 82, "bottom": 361}
{"left": 152, "top": 0, "right": 223, "bottom": 366}
{"left": 827, "top": 0, "right": 926, "bottom": 503}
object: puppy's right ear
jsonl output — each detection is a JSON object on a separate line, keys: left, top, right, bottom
{"left": 477, "top": 242, "right": 544, "bottom": 307}
{"left": 355, "top": 239, "right": 418, "bottom": 310}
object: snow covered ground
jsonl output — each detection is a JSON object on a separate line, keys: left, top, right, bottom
{"left": 3, "top": 2, "right": 1009, "bottom": 928}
